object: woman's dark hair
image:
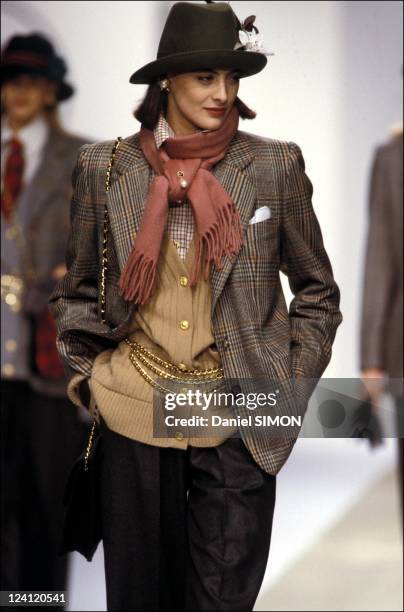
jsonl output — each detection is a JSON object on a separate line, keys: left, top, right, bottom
{"left": 134, "top": 82, "right": 256, "bottom": 130}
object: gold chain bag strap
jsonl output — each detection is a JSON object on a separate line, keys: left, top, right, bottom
{"left": 85, "top": 136, "right": 122, "bottom": 446}
{"left": 101, "top": 136, "right": 122, "bottom": 324}
{"left": 59, "top": 138, "right": 122, "bottom": 563}
{"left": 83, "top": 137, "right": 122, "bottom": 433}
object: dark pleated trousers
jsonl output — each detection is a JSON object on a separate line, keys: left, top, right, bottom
{"left": 99, "top": 415, "right": 277, "bottom": 611}
{"left": 0, "top": 378, "right": 88, "bottom": 594}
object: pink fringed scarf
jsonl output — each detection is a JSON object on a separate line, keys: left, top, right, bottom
{"left": 118, "top": 105, "right": 244, "bottom": 305}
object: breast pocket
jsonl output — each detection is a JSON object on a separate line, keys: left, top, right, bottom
{"left": 244, "top": 217, "right": 279, "bottom": 262}
{"left": 230, "top": 217, "right": 280, "bottom": 280}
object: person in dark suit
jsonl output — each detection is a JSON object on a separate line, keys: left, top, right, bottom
{"left": 49, "top": 3, "right": 343, "bottom": 610}
{"left": 360, "top": 125, "right": 403, "bottom": 511}
{"left": 1, "top": 33, "right": 89, "bottom": 592}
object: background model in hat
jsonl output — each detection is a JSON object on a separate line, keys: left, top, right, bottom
{"left": 1, "top": 30, "right": 88, "bottom": 592}
{"left": 129, "top": 1, "right": 271, "bottom": 84}
{"left": 1, "top": 32, "right": 74, "bottom": 101}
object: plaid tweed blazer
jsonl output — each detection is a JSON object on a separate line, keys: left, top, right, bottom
{"left": 49, "top": 129, "right": 343, "bottom": 475}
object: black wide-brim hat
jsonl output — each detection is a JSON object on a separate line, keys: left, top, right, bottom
{"left": 1, "top": 33, "right": 74, "bottom": 101}
{"left": 130, "top": 1, "right": 268, "bottom": 84}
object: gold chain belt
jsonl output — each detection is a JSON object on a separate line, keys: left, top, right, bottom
{"left": 125, "top": 338, "right": 224, "bottom": 396}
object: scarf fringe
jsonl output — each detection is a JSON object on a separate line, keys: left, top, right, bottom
{"left": 119, "top": 248, "right": 157, "bottom": 305}
{"left": 190, "top": 200, "right": 244, "bottom": 286}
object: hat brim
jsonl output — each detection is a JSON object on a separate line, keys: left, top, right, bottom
{"left": 1, "top": 65, "right": 74, "bottom": 101}
{"left": 129, "top": 49, "right": 267, "bottom": 84}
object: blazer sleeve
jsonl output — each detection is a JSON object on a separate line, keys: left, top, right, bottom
{"left": 359, "top": 146, "right": 394, "bottom": 371}
{"left": 48, "top": 144, "right": 126, "bottom": 408}
{"left": 280, "top": 141, "right": 343, "bottom": 380}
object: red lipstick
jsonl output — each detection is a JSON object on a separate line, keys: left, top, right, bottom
{"left": 204, "top": 107, "right": 226, "bottom": 117}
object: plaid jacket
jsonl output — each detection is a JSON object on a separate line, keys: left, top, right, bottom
{"left": 49, "top": 129, "right": 343, "bottom": 475}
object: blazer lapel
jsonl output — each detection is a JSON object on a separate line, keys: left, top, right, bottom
{"left": 210, "top": 134, "right": 257, "bottom": 315}
{"left": 106, "top": 131, "right": 257, "bottom": 313}
{"left": 106, "top": 134, "right": 150, "bottom": 272}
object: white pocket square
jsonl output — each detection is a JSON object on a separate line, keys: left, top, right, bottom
{"left": 248, "top": 205, "right": 271, "bottom": 224}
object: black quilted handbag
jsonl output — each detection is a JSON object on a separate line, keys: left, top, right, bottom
{"left": 59, "top": 419, "right": 102, "bottom": 562}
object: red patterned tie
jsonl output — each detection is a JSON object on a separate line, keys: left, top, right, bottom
{"left": 1, "top": 137, "right": 25, "bottom": 221}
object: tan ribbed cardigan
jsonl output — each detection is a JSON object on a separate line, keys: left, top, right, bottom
{"left": 68, "top": 231, "right": 237, "bottom": 449}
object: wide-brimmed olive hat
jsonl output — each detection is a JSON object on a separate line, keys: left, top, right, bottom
{"left": 130, "top": 1, "right": 268, "bottom": 84}
{"left": 1, "top": 33, "right": 74, "bottom": 101}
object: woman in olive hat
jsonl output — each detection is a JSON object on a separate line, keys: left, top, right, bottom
{"left": 50, "top": 2, "right": 342, "bottom": 610}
